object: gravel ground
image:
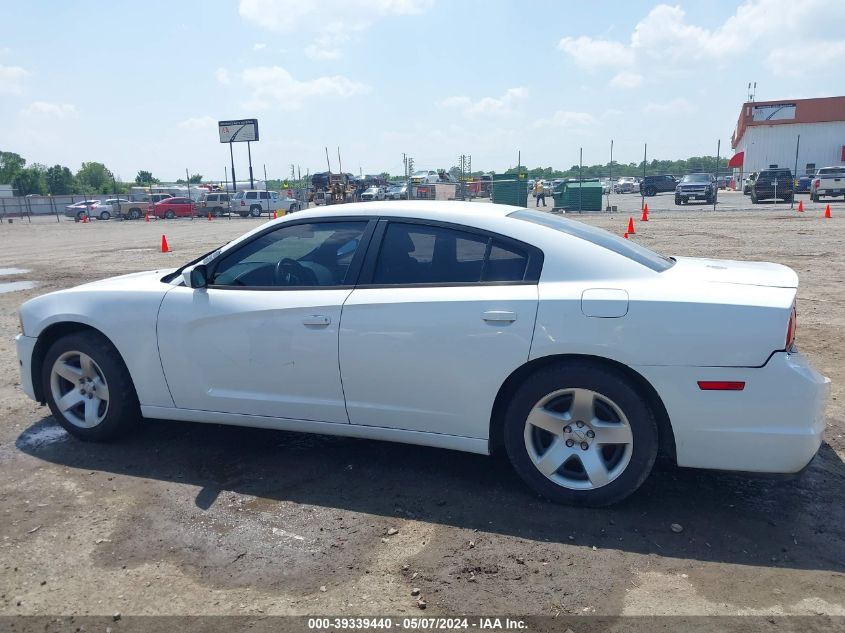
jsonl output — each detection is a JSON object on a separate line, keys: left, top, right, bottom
{"left": 0, "top": 191, "right": 842, "bottom": 618}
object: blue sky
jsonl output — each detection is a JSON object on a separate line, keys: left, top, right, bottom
{"left": 1, "top": 0, "right": 843, "bottom": 183}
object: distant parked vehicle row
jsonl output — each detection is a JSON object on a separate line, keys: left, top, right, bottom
{"left": 229, "top": 189, "right": 300, "bottom": 217}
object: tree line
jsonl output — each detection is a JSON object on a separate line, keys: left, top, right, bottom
{"left": 0, "top": 151, "right": 201, "bottom": 196}
{"left": 501, "top": 156, "right": 730, "bottom": 180}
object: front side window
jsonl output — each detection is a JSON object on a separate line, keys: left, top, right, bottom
{"left": 259, "top": 191, "right": 270, "bottom": 199}
{"left": 372, "top": 223, "right": 530, "bottom": 285}
{"left": 211, "top": 222, "right": 368, "bottom": 288}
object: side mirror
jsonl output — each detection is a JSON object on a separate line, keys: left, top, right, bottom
{"left": 183, "top": 264, "right": 208, "bottom": 289}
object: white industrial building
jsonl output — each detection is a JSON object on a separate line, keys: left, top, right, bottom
{"left": 728, "top": 96, "right": 845, "bottom": 177}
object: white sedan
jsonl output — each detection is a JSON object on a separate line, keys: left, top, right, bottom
{"left": 15, "top": 202, "right": 830, "bottom": 506}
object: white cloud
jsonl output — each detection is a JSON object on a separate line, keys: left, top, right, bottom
{"left": 557, "top": 36, "right": 632, "bottom": 69}
{"left": 241, "top": 65, "right": 370, "bottom": 110}
{"left": 643, "top": 98, "right": 695, "bottom": 115}
{"left": 438, "top": 87, "right": 527, "bottom": 117}
{"left": 252, "top": 42, "right": 267, "bottom": 51}
{"left": 240, "top": 0, "right": 433, "bottom": 58}
{"left": 215, "top": 67, "right": 231, "bottom": 84}
{"left": 558, "top": 0, "right": 845, "bottom": 74}
{"left": 0, "top": 64, "right": 28, "bottom": 95}
{"left": 766, "top": 39, "right": 845, "bottom": 76}
{"left": 178, "top": 116, "right": 217, "bottom": 130}
{"left": 609, "top": 72, "right": 642, "bottom": 89}
{"left": 530, "top": 110, "right": 596, "bottom": 131}
{"left": 21, "top": 101, "right": 77, "bottom": 118}
{"left": 239, "top": 0, "right": 433, "bottom": 31}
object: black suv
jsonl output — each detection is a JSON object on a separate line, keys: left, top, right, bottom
{"left": 674, "top": 173, "right": 716, "bottom": 205}
{"left": 750, "top": 168, "right": 794, "bottom": 203}
{"left": 641, "top": 174, "right": 679, "bottom": 196}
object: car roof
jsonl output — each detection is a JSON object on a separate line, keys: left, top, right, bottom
{"left": 283, "top": 200, "right": 513, "bottom": 223}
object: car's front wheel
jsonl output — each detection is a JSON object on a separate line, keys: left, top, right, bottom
{"left": 504, "top": 363, "right": 658, "bottom": 506}
{"left": 644, "top": 186, "right": 656, "bottom": 197}
{"left": 99, "top": 210, "right": 111, "bottom": 221}
{"left": 674, "top": 195, "right": 681, "bottom": 205}
{"left": 250, "top": 205, "right": 262, "bottom": 218}
{"left": 128, "top": 209, "right": 141, "bottom": 220}
{"left": 42, "top": 331, "right": 140, "bottom": 441}
{"left": 165, "top": 209, "right": 176, "bottom": 219}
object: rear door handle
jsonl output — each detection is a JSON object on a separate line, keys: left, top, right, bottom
{"left": 302, "top": 315, "right": 331, "bottom": 326}
{"left": 483, "top": 310, "right": 517, "bottom": 323}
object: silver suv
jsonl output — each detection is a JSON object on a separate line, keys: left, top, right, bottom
{"left": 229, "top": 190, "right": 300, "bottom": 218}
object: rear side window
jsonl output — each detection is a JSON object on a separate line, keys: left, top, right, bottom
{"left": 510, "top": 209, "right": 674, "bottom": 273}
{"left": 246, "top": 192, "right": 258, "bottom": 199}
{"left": 372, "top": 223, "right": 531, "bottom": 285}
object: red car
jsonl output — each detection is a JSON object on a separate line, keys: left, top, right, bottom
{"left": 152, "top": 197, "right": 197, "bottom": 219}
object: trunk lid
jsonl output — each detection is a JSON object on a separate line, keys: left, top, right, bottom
{"left": 666, "top": 256, "right": 798, "bottom": 288}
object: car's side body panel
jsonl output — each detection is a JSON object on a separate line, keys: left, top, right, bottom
{"left": 157, "top": 285, "right": 354, "bottom": 424}
{"left": 19, "top": 270, "right": 175, "bottom": 408}
{"left": 340, "top": 284, "right": 538, "bottom": 439}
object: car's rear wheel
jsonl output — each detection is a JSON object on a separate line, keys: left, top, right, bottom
{"left": 644, "top": 186, "right": 656, "bottom": 197}
{"left": 212, "top": 207, "right": 222, "bottom": 217}
{"left": 42, "top": 332, "right": 140, "bottom": 441}
{"left": 128, "top": 209, "right": 141, "bottom": 220}
{"left": 165, "top": 209, "right": 175, "bottom": 219}
{"left": 76, "top": 210, "right": 87, "bottom": 221}
{"left": 503, "top": 363, "right": 658, "bottom": 506}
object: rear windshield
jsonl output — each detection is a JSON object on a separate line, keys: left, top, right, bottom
{"left": 818, "top": 167, "right": 845, "bottom": 176}
{"left": 509, "top": 209, "right": 675, "bottom": 273}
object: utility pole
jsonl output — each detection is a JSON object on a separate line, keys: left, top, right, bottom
{"left": 247, "top": 141, "right": 255, "bottom": 188}
{"left": 229, "top": 142, "right": 237, "bottom": 194}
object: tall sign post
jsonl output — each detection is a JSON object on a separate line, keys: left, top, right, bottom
{"left": 218, "top": 119, "right": 259, "bottom": 193}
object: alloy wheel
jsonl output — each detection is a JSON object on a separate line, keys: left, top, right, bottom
{"left": 50, "top": 351, "right": 110, "bottom": 429}
{"left": 523, "top": 388, "right": 633, "bottom": 490}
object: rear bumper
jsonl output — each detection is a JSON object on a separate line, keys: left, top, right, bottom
{"left": 635, "top": 351, "right": 830, "bottom": 473}
{"left": 15, "top": 334, "right": 37, "bottom": 401}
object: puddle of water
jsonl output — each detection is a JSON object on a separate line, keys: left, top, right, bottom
{"left": 17, "top": 423, "right": 70, "bottom": 450}
{"left": 0, "top": 280, "right": 36, "bottom": 293}
{"left": 0, "top": 268, "right": 30, "bottom": 276}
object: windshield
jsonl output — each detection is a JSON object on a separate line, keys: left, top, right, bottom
{"left": 681, "top": 174, "right": 711, "bottom": 183}
{"left": 509, "top": 209, "right": 675, "bottom": 273}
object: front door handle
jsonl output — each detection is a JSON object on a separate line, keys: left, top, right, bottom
{"left": 302, "top": 315, "right": 331, "bottom": 326}
{"left": 483, "top": 310, "right": 517, "bottom": 323}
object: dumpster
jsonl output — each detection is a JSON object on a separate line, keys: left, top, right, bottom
{"left": 491, "top": 172, "right": 528, "bottom": 207}
{"left": 552, "top": 180, "right": 604, "bottom": 212}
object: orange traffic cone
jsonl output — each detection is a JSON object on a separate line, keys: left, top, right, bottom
{"left": 81, "top": 214, "right": 88, "bottom": 224}
{"left": 825, "top": 204, "right": 832, "bottom": 218}
{"left": 627, "top": 216, "right": 636, "bottom": 234}
{"left": 207, "top": 212, "right": 212, "bottom": 221}
{"left": 145, "top": 212, "right": 150, "bottom": 222}
{"left": 797, "top": 199, "right": 804, "bottom": 212}
{"left": 160, "top": 235, "right": 170, "bottom": 253}
{"left": 623, "top": 232, "right": 629, "bottom": 239}
{"left": 273, "top": 211, "right": 278, "bottom": 220}
{"left": 641, "top": 203, "right": 649, "bottom": 222}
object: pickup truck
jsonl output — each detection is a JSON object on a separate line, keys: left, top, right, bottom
{"left": 110, "top": 194, "right": 174, "bottom": 220}
{"left": 810, "top": 166, "right": 845, "bottom": 202}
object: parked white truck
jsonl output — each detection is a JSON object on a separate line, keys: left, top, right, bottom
{"left": 810, "top": 166, "right": 845, "bottom": 202}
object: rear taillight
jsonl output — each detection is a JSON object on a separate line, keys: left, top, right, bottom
{"left": 240, "top": 200, "right": 245, "bottom": 206}
{"left": 697, "top": 381, "right": 745, "bottom": 391}
{"left": 814, "top": 179, "right": 820, "bottom": 188}
{"left": 786, "top": 304, "right": 797, "bottom": 350}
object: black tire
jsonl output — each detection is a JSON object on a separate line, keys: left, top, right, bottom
{"left": 644, "top": 186, "right": 656, "bottom": 197}
{"left": 42, "top": 331, "right": 140, "bottom": 442}
{"left": 503, "top": 362, "right": 658, "bottom": 506}
{"left": 249, "top": 205, "right": 262, "bottom": 218}
{"left": 77, "top": 210, "right": 87, "bottom": 221}
{"left": 212, "top": 208, "right": 222, "bottom": 218}
{"left": 128, "top": 209, "right": 141, "bottom": 220}
{"left": 674, "top": 195, "right": 681, "bottom": 205}
{"left": 705, "top": 194, "right": 713, "bottom": 204}
{"left": 99, "top": 210, "right": 111, "bottom": 221}
{"left": 165, "top": 209, "right": 175, "bottom": 219}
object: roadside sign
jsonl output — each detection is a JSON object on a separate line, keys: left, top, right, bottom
{"left": 218, "top": 119, "right": 259, "bottom": 143}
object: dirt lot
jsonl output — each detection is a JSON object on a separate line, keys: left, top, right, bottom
{"left": 0, "top": 193, "right": 843, "bottom": 619}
